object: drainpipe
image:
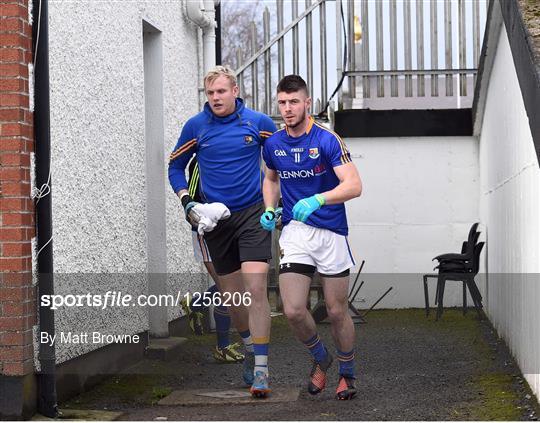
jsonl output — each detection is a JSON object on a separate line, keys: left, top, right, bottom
{"left": 185, "top": 0, "right": 218, "bottom": 74}
{"left": 215, "top": 2, "right": 221, "bottom": 65}
{"left": 32, "top": 0, "right": 58, "bottom": 418}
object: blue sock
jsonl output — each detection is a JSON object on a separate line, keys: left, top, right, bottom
{"left": 253, "top": 339, "right": 269, "bottom": 375}
{"left": 214, "top": 305, "right": 231, "bottom": 349}
{"left": 336, "top": 348, "right": 355, "bottom": 378}
{"left": 302, "top": 334, "right": 328, "bottom": 362}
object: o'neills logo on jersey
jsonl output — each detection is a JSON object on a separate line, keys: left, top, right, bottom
{"left": 278, "top": 169, "right": 315, "bottom": 179}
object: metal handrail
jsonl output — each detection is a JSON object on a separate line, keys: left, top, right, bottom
{"left": 232, "top": 0, "right": 488, "bottom": 114}
{"left": 234, "top": 0, "right": 325, "bottom": 75}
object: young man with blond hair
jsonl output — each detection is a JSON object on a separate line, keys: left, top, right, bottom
{"left": 260, "top": 75, "right": 362, "bottom": 400}
{"left": 168, "top": 65, "right": 276, "bottom": 397}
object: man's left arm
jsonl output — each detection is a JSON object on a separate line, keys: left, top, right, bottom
{"left": 292, "top": 134, "right": 362, "bottom": 222}
{"left": 320, "top": 162, "right": 362, "bottom": 204}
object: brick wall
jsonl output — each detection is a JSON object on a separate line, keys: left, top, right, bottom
{"left": 0, "top": 0, "right": 36, "bottom": 377}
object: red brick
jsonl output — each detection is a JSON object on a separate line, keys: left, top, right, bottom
{"left": 0, "top": 181, "right": 30, "bottom": 196}
{"left": 2, "top": 302, "right": 25, "bottom": 316}
{"left": 0, "top": 77, "right": 25, "bottom": 91}
{"left": 0, "top": 108, "right": 24, "bottom": 121}
{"left": 0, "top": 17, "right": 24, "bottom": 33}
{"left": 0, "top": 331, "right": 32, "bottom": 346}
{"left": 0, "top": 316, "right": 26, "bottom": 330}
{"left": 0, "top": 197, "right": 30, "bottom": 212}
{"left": 0, "top": 287, "right": 32, "bottom": 301}
{"left": 2, "top": 212, "right": 32, "bottom": 226}
{"left": 0, "top": 33, "right": 27, "bottom": 48}
{"left": 1, "top": 272, "right": 32, "bottom": 287}
{"left": 23, "top": 49, "right": 32, "bottom": 63}
{"left": 2, "top": 359, "right": 33, "bottom": 376}
{"left": 2, "top": 242, "right": 31, "bottom": 256}
{"left": 0, "top": 4, "right": 28, "bottom": 19}
{"left": 22, "top": 21, "right": 31, "bottom": 37}
{"left": 25, "top": 313, "right": 36, "bottom": 326}
{"left": 0, "top": 227, "right": 29, "bottom": 241}
{"left": 0, "top": 122, "right": 31, "bottom": 137}
{"left": 0, "top": 167, "right": 27, "bottom": 181}
{"left": 0, "top": 256, "right": 30, "bottom": 271}
{"left": 0, "top": 138, "right": 32, "bottom": 152}
{"left": 0, "top": 47, "right": 24, "bottom": 62}
{"left": 0, "top": 63, "right": 27, "bottom": 77}
{"left": 0, "top": 152, "right": 30, "bottom": 166}
{"left": 0, "top": 346, "right": 24, "bottom": 361}
{"left": 23, "top": 108, "right": 32, "bottom": 119}
{"left": 0, "top": 93, "right": 28, "bottom": 108}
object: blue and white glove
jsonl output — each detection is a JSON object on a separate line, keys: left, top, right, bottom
{"left": 260, "top": 206, "right": 283, "bottom": 231}
{"left": 292, "top": 194, "right": 325, "bottom": 222}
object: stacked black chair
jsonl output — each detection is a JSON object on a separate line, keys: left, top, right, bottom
{"left": 423, "top": 223, "right": 484, "bottom": 320}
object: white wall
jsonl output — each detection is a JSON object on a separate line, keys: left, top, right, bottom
{"left": 46, "top": 1, "right": 205, "bottom": 363}
{"left": 478, "top": 23, "right": 540, "bottom": 399}
{"left": 345, "top": 135, "right": 480, "bottom": 308}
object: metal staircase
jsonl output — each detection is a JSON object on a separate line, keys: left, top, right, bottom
{"left": 231, "top": 0, "right": 489, "bottom": 121}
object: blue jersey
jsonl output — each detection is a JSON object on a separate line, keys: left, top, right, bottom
{"left": 262, "top": 117, "right": 352, "bottom": 235}
{"left": 168, "top": 98, "right": 277, "bottom": 212}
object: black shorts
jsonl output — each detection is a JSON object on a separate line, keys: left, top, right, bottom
{"left": 203, "top": 202, "right": 272, "bottom": 275}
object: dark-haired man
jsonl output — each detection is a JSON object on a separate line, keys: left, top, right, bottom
{"left": 260, "top": 75, "right": 362, "bottom": 400}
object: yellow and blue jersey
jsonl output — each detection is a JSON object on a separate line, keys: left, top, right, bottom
{"left": 168, "top": 98, "right": 277, "bottom": 212}
{"left": 262, "top": 116, "right": 352, "bottom": 235}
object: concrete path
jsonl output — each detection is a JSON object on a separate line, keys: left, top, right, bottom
{"left": 61, "top": 309, "right": 539, "bottom": 421}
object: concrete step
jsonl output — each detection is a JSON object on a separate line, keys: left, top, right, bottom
{"left": 145, "top": 337, "right": 187, "bottom": 361}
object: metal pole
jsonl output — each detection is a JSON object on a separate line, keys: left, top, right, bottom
{"left": 320, "top": 1, "right": 328, "bottom": 107}
{"left": 292, "top": 0, "right": 299, "bottom": 74}
{"left": 416, "top": 0, "right": 425, "bottom": 96}
{"left": 445, "top": 0, "right": 453, "bottom": 96}
{"left": 404, "top": 0, "right": 412, "bottom": 97}
{"left": 277, "top": 0, "right": 284, "bottom": 82}
{"left": 376, "top": 0, "right": 384, "bottom": 97}
{"left": 430, "top": 0, "right": 439, "bottom": 96}
{"left": 347, "top": 0, "right": 355, "bottom": 98}
{"left": 263, "top": 7, "right": 272, "bottom": 114}
{"left": 390, "top": 0, "right": 398, "bottom": 97}
{"left": 361, "top": 0, "right": 370, "bottom": 99}
{"left": 306, "top": 0, "right": 313, "bottom": 98}
{"left": 250, "top": 22, "right": 259, "bottom": 110}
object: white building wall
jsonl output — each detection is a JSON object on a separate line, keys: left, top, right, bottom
{"left": 344, "top": 135, "right": 480, "bottom": 309}
{"left": 478, "top": 24, "right": 540, "bottom": 398}
{"left": 46, "top": 1, "right": 205, "bottom": 363}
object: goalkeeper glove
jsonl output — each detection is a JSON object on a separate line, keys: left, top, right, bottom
{"left": 292, "top": 194, "right": 325, "bottom": 222}
{"left": 260, "top": 206, "right": 283, "bottom": 231}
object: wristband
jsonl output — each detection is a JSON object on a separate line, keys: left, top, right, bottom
{"left": 265, "top": 206, "right": 275, "bottom": 219}
{"left": 314, "top": 193, "right": 326, "bottom": 206}
{"left": 180, "top": 193, "right": 194, "bottom": 209}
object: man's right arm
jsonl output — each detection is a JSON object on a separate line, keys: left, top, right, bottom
{"left": 168, "top": 119, "right": 198, "bottom": 197}
{"left": 262, "top": 168, "right": 280, "bottom": 209}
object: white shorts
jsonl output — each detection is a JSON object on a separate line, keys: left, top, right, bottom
{"left": 279, "top": 221, "right": 355, "bottom": 275}
{"left": 191, "top": 231, "right": 212, "bottom": 263}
